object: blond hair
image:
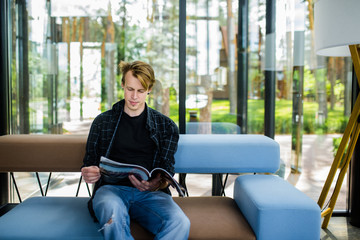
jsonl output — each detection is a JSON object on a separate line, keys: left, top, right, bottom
{"left": 120, "top": 61, "right": 155, "bottom": 90}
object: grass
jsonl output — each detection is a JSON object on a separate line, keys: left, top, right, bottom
{"left": 166, "top": 99, "right": 347, "bottom": 134}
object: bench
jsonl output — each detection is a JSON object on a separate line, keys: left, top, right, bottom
{"left": 0, "top": 134, "right": 321, "bottom": 240}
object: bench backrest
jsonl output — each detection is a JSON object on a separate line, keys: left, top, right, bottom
{"left": 0, "top": 134, "right": 86, "bottom": 172}
{"left": 174, "top": 134, "right": 280, "bottom": 173}
{"left": 0, "top": 134, "right": 280, "bottom": 173}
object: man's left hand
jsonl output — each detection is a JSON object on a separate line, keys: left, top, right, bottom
{"left": 129, "top": 173, "right": 162, "bottom": 192}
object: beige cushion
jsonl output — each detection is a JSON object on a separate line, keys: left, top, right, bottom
{"left": 131, "top": 197, "right": 256, "bottom": 240}
{"left": 0, "top": 134, "right": 87, "bottom": 172}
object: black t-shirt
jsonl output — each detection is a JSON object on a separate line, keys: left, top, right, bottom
{"left": 109, "top": 110, "right": 156, "bottom": 186}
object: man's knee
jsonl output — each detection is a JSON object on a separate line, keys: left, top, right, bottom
{"left": 168, "top": 213, "right": 190, "bottom": 233}
{"left": 98, "top": 214, "right": 115, "bottom": 232}
{"left": 179, "top": 214, "right": 191, "bottom": 232}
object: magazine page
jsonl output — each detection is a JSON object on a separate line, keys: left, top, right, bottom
{"left": 151, "top": 168, "right": 186, "bottom": 197}
{"left": 99, "top": 156, "right": 150, "bottom": 181}
{"left": 100, "top": 156, "right": 186, "bottom": 196}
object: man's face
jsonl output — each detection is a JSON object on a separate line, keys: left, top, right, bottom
{"left": 122, "top": 71, "right": 151, "bottom": 117}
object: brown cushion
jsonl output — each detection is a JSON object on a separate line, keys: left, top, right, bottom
{"left": 131, "top": 196, "right": 255, "bottom": 240}
{"left": 0, "top": 134, "right": 87, "bottom": 172}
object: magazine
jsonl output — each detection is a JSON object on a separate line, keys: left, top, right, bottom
{"left": 99, "top": 156, "right": 186, "bottom": 197}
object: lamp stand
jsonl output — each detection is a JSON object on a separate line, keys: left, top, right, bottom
{"left": 318, "top": 44, "right": 360, "bottom": 229}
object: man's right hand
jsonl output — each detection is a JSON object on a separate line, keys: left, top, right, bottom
{"left": 81, "top": 166, "right": 101, "bottom": 184}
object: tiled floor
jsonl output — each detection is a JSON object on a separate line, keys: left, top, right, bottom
{"left": 321, "top": 217, "right": 360, "bottom": 240}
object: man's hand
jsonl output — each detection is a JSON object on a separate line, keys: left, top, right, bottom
{"left": 81, "top": 166, "right": 101, "bottom": 184}
{"left": 129, "top": 173, "right": 162, "bottom": 192}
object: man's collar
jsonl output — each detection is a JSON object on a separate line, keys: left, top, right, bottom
{"left": 113, "top": 99, "right": 155, "bottom": 131}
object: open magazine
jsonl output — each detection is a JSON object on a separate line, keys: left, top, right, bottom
{"left": 99, "top": 156, "right": 186, "bottom": 197}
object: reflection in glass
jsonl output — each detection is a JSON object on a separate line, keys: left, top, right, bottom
{"left": 186, "top": 0, "right": 239, "bottom": 134}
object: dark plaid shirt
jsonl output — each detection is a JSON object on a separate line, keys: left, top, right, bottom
{"left": 82, "top": 99, "right": 179, "bottom": 175}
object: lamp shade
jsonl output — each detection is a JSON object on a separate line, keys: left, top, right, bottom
{"left": 314, "top": 0, "right": 360, "bottom": 57}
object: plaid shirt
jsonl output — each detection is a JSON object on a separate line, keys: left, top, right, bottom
{"left": 83, "top": 99, "right": 179, "bottom": 175}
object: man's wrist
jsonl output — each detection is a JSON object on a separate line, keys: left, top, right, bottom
{"left": 154, "top": 179, "right": 168, "bottom": 191}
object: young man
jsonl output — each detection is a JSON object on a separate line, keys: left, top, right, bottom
{"left": 81, "top": 61, "right": 190, "bottom": 240}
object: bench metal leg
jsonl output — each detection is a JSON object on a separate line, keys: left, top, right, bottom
{"left": 35, "top": 172, "right": 45, "bottom": 196}
{"left": 86, "top": 182, "right": 91, "bottom": 197}
{"left": 45, "top": 173, "right": 52, "bottom": 196}
{"left": 10, "top": 172, "right": 22, "bottom": 203}
{"left": 76, "top": 176, "right": 92, "bottom": 197}
{"left": 180, "top": 173, "right": 227, "bottom": 197}
{"left": 212, "top": 174, "right": 224, "bottom": 196}
{"left": 76, "top": 176, "right": 82, "bottom": 197}
{"left": 35, "top": 172, "right": 52, "bottom": 196}
{"left": 221, "top": 173, "right": 229, "bottom": 196}
{"left": 179, "top": 173, "right": 189, "bottom": 197}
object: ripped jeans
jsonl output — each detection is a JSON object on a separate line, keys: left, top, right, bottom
{"left": 92, "top": 185, "right": 190, "bottom": 240}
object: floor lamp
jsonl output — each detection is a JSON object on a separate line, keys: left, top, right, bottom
{"left": 314, "top": 0, "right": 360, "bottom": 229}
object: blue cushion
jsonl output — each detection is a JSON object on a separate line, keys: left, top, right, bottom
{"left": 234, "top": 175, "right": 321, "bottom": 240}
{"left": 175, "top": 134, "right": 280, "bottom": 173}
{"left": 0, "top": 197, "right": 103, "bottom": 240}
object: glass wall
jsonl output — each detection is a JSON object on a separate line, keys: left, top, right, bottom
{"left": 10, "top": 0, "right": 179, "bottom": 135}
{"left": 5, "top": 0, "right": 352, "bottom": 210}
{"left": 246, "top": 0, "right": 351, "bottom": 211}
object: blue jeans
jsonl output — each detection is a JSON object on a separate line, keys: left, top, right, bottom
{"left": 92, "top": 185, "right": 190, "bottom": 240}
